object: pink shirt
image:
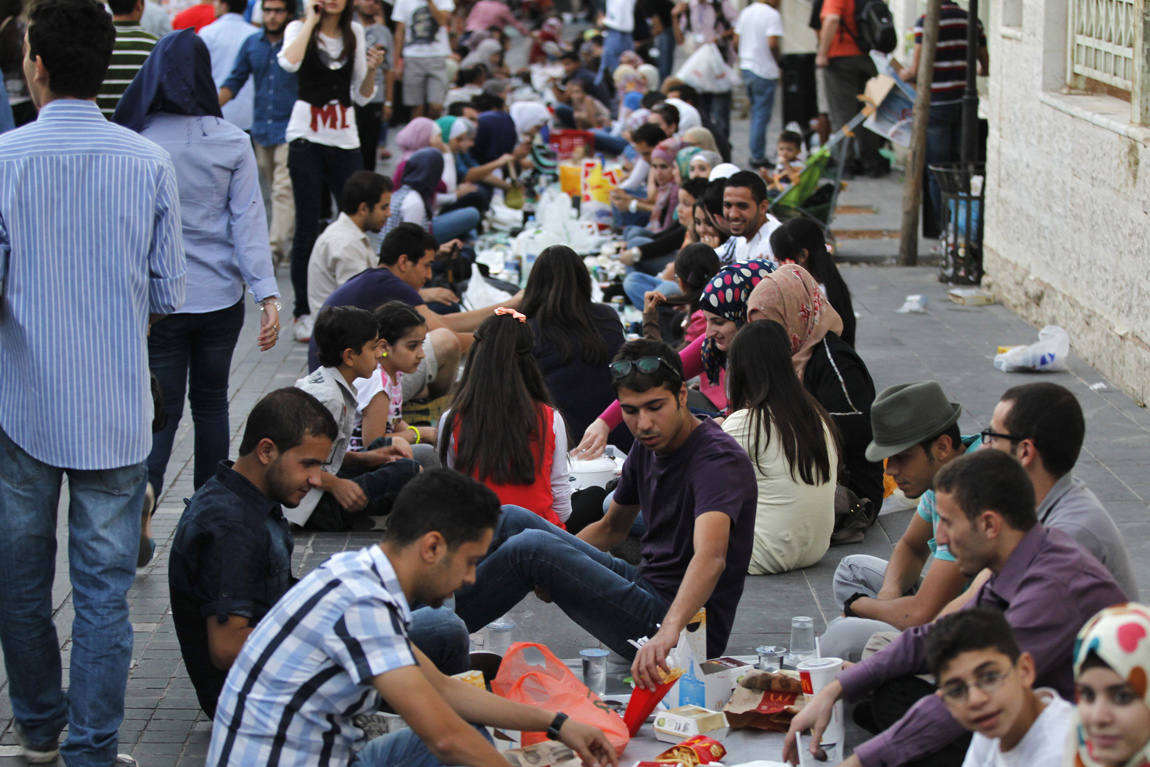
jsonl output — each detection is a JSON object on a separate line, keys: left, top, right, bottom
{"left": 466, "top": 1, "right": 529, "bottom": 34}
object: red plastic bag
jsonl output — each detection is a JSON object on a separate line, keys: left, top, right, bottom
{"left": 492, "top": 642, "right": 630, "bottom": 755}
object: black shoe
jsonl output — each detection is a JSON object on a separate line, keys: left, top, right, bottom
{"left": 749, "top": 157, "right": 770, "bottom": 169}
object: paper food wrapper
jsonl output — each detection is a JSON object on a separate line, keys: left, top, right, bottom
{"left": 504, "top": 741, "right": 583, "bottom": 767}
{"left": 721, "top": 670, "right": 806, "bottom": 732}
{"left": 656, "top": 735, "right": 727, "bottom": 765}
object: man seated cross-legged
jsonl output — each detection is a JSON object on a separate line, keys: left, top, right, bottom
{"left": 454, "top": 338, "right": 758, "bottom": 689}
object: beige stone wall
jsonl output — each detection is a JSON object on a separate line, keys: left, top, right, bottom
{"left": 982, "top": 0, "right": 1150, "bottom": 404}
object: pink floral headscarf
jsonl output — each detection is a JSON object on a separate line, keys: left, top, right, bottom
{"left": 746, "top": 264, "right": 844, "bottom": 381}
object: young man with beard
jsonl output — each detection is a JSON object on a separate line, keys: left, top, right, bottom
{"left": 719, "top": 171, "right": 782, "bottom": 265}
{"left": 454, "top": 339, "right": 758, "bottom": 686}
{"left": 207, "top": 470, "right": 619, "bottom": 767}
{"left": 220, "top": 0, "right": 299, "bottom": 264}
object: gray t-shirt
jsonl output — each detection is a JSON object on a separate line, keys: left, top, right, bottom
{"left": 1040, "top": 474, "right": 1140, "bottom": 600}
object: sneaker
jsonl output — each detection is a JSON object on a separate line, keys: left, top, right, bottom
{"left": 114, "top": 756, "right": 139, "bottom": 766}
{"left": 748, "top": 157, "right": 770, "bottom": 169}
{"left": 293, "top": 314, "right": 314, "bottom": 343}
{"left": 13, "top": 723, "right": 59, "bottom": 764}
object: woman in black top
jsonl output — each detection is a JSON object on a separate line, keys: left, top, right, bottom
{"left": 521, "top": 245, "right": 632, "bottom": 452}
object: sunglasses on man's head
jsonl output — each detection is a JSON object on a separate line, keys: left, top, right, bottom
{"left": 608, "top": 356, "right": 679, "bottom": 379}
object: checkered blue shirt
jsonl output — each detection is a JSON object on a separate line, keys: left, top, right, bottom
{"left": 207, "top": 546, "right": 418, "bottom": 767}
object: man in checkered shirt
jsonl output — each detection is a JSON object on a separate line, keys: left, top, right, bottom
{"left": 207, "top": 470, "right": 618, "bottom": 767}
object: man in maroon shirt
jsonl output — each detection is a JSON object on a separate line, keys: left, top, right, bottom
{"left": 784, "top": 449, "right": 1126, "bottom": 767}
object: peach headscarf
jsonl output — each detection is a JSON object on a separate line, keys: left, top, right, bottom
{"left": 747, "top": 264, "right": 844, "bottom": 381}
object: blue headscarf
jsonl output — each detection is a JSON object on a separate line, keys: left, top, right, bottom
{"left": 401, "top": 147, "right": 445, "bottom": 202}
{"left": 112, "top": 29, "right": 223, "bottom": 133}
{"left": 472, "top": 111, "right": 518, "bottom": 165}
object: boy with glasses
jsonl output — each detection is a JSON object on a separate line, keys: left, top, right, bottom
{"left": 454, "top": 339, "right": 757, "bottom": 691}
{"left": 926, "top": 607, "right": 1072, "bottom": 767}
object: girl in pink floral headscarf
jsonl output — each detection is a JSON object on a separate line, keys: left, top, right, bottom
{"left": 746, "top": 264, "right": 843, "bottom": 381}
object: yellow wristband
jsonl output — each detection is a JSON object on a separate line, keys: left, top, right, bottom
{"left": 408, "top": 426, "right": 421, "bottom": 444}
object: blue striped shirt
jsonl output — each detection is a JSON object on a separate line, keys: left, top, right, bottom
{"left": 0, "top": 99, "right": 186, "bottom": 470}
{"left": 221, "top": 31, "right": 298, "bottom": 147}
{"left": 208, "top": 546, "right": 418, "bottom": 767}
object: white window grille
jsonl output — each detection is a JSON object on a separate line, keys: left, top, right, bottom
{"left": 1068, "top": 0, "right": 1135, "bottom": 91}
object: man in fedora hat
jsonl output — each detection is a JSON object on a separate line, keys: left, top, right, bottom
{"left": 821, "top": 381, "right": 978, "bottom": 662}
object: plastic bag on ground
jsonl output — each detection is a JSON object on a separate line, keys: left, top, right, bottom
{"left": 492, "top": 642, "right": 630, "bottom": 754}
{"left": 463, "top": 273, "right": 515, "bottom": 311}
{"left": 993, "top": 325, "right": 1070, "bottom": 372}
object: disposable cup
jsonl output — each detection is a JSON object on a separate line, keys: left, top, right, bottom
{"left": 797, "top": 657, "right": 844, "bottom": 748}
{"left": 580, "top": 648, "right": 609, "bottom": 695}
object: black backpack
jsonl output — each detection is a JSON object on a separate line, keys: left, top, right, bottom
{"left": 809, "top": 0, "right": 897, "bottom": 55}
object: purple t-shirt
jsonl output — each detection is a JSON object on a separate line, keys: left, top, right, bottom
{"left": 614, "top": 417, "right": 757, "bottom": 657}
{"left": 307, "top": 268, "right": 425, "bottom": 371}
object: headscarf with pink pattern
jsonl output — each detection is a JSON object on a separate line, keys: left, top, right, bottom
{"left": 746, "top": 264, "right": 844, "bottom": 382}
{"left": 1072, "top": 603, "right": 1150, "bottom": 767}
{"left": 699, "top": 260, "right": 776, "bottom": 385}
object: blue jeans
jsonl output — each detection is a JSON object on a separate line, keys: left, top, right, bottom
{"left": 432, "top": 207, "right": 480, "bottom": 244}
{"left": 654, "top": 26, "right": 676, "bottom": 81}
{"left": 353, "top": 725, "right": 493, "bottom": 767}
{"left": 0, "top": 425, "right": 145, "bottom": 766}
{"left": 453, "top": 506, "right": 668, "bottom": 659}
{"left": 623, "top": 271, "right": 681, "bottom": 308}
{"left": 597, "top": 28, "right": 633, "bottom": 85}
{"left": 288, "top": 138, "right": 364, "bottom": 317}
{"left": 612, "top": 189, "right": 651, "bottom": 228}
{"left": 592, "top": 129, "right": 631, "bottom": 156}
{"left": 409, "top": 606, "right": 471, "bottom": 675}
{"left": 146, "top": 300, "right": 246, "bottom": 496}
{"left": 743, "top": 70, "right": 779, "bottom": 163}
{"left": 925, "top": 102, "right": 964, "bottom": 231}
{"left": 698, "top": 91, "right": 733, "bottom": 142}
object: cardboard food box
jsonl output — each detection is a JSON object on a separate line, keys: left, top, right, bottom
{"left": 653, "top": 705, "right": 730, "bottom": 743}
{"left": 722, "top": 670, "right": 806, "bottom": 732}
{"left": 948, "top": 287, "right": 996, "bottom": 306}
{"left": 655, "top": 735, "right": 727, "bottom": 765}
{"left": 452, "top": 669, "right": 486, "bottom": 689}
{"left": 665, "top": 612, "right": 756, "bottom": 711}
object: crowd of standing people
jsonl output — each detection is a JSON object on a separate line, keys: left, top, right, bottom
{"left": 0, "top": 2, "right": 1134, "bottom": 767}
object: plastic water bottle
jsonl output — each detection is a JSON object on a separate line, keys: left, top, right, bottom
{"left": 521, "top": 217, "right": 538, "bottom": 288}
{"left": 503, "top": 254, "right": 521, "bottom": 287}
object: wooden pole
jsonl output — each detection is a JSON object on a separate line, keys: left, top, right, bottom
{"left": 898, "top": 0, "right": 942, "bottom": 266}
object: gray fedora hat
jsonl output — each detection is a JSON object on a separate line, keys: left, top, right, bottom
{"left": 865, "top": 381, "right": 962, "bottom": 462}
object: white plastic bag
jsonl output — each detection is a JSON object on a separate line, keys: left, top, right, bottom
{"left": 675, "top": 42, "right": 740, "bottom": 94}
{"left": 993, "top": 325, "right": 1070, "bottom": 372}
{"left": 463, "top": 273, "right": 515, "bottom": 311}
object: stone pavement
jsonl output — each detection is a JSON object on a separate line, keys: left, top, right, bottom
{"left": 3, "top": 261, "right": 1149, "bottom": 766}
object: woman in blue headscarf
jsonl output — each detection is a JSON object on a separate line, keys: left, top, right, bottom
{"left": 383, "top": 147, "right": 481, "bottom": 244}
{"left": 112, "top": 29, "right": 280, "bottom": 566}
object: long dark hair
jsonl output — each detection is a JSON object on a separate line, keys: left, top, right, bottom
{"left": 308, "top": 1, "right": 357, "bottom": 65}
{"left": 726, "top": 320, "right": 836, "bottom": 485}
{"left": 520, "top": 245, "right": 609, "bottom": 366}
{"left": 769, "top": 219, "right": 856, "bottom": 347}
{"left": 374, "top": 300, "right": 426, "bottom": 345}
{"left": 440, "top": 313, "right": 556, "bottom": 485}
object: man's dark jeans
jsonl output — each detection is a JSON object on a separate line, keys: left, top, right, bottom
{"left": 147, "top": 300, "right": 245, "bottom": 495}
{"left": 288, "top": 138, "right": 364, "bottom": 318}
{"left": 925, "top": 102, "right": 964, "bottom": 231}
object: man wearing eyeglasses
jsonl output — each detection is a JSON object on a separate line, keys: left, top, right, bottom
{"left": 981, "top": 382, "right": 1138, "bottom": 600}
{"left": 453, "top": 339, "right": 757, "bottom": 693}
{"left": 784, "top": 450, "right": 1125, "bottom": 767}
{"left": 821, "top": 381, "right": 976, "bottom": 664}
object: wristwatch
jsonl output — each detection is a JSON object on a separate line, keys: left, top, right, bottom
{"left": 628, "top": 199, "right": 639, "bottom": 214}
{"left": 843, "top": 591, "right": 868, "bottom": 618}
{"left": 545, "top": 712, "right": 569, "bottom": 740}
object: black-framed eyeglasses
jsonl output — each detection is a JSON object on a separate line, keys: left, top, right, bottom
{"left": 939, "top": 666, "right": 1013, "bottom": 704}
{"left": 979, "top": 429, "right": 1023, "bottom": 445}
{"left": 608, "top": 357, "right": 678, "bottom": 379}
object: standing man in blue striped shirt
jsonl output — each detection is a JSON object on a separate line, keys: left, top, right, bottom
{"left": 0, "top": 1, "right": 186, "bottom": 765}
{"left": 220, "top": 0, "right": 299, "bottom": 265}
